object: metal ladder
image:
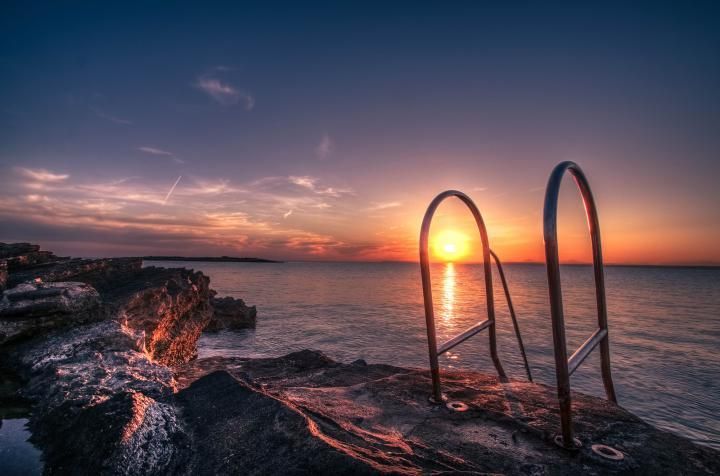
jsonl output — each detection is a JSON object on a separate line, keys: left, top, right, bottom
{"left": 419, "top": 190, "right": 533, "bottom": 404}
{"left": 543, "top": 161, "right": 617, "bottom": 449}
{"left": 419, "top": 161, "right": 618, "bottom": 451}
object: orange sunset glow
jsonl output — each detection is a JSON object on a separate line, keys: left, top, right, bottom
{"left": 2, "top": 4, "right": 720, "bottom": 475}
{"left": 1, "top": 4, "right": 718, "bottom": 268}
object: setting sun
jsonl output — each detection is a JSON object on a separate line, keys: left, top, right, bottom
{"left": 443, "top": 243, "right": 457, "bottom": 254}
{"left": 433, "top": 230, "right": 470, "bottom": 262}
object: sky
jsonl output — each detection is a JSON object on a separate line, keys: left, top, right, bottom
{"left": 1, "top": 2, "right": 719, "bottom": 264}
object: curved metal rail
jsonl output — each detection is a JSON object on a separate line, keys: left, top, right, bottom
{"left": 420, "top": 190, "right": 506, "bottom": 403}
{"left": 490, "top": 250, "right": 533, "bottom": 382}
{"left": 543, "top": 161, "right": 617, "bottom": 449}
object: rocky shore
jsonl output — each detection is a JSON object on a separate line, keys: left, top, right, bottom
{"left": 1, "top": 243, "right": 718, "bottom": 475}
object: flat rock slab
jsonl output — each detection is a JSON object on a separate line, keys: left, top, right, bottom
{"left": 176, "top": 351, "right": 720, "bottom": 475}
{"left": 0, "top": 282, "right": 103, "bottom": 344}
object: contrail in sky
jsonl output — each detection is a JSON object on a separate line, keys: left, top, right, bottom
{"left": 163, "top": 175, "right": 182, "bottom": 205}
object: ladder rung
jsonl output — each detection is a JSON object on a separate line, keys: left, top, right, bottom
{"left": 438, "top": 319, "right": 493, "bottom": 355}
{"left": 568, "top": 328, "right": 607, "bottom": 375}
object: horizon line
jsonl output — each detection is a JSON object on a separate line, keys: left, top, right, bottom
{"left": 138, "top": 256, "right": 720, "bottom": 269}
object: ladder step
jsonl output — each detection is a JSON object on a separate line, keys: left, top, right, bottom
{"left": 438, "top": 319, "right": 493, "bottom": 355}
{"left": 568, "top": 328, "right": 607, "bottom": 375}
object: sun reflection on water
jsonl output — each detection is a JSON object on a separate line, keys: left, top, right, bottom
{"left": 441, "top": 262, "right": 455, "bottom": 323}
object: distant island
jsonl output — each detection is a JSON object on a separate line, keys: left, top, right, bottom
{"left": 142, "top": 255, "right": 281, "bottom": 263}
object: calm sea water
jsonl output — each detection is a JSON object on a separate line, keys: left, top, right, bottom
{"left": 147, "top": 260, "right": 720, "bottom": 450}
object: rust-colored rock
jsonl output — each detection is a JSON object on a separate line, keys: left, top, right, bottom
{"left": 118, "top": 267, "right": 213, "bottom": 365}
{"left": 0, "top": 243, "right": 216, "bottom": 365}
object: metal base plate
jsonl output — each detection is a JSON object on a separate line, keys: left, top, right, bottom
{"left": 446, "top": 401, "right": 469, "bottom": 412}
{"left": 591, "top": 444, "right": 624, "bottom": 461}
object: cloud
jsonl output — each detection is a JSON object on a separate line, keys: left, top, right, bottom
{"left": 16, "top": 167, "right": 69, "bottom": 182}
{"left": 289, "top": 176, "right": 317, "bottom": 190}
{"left": 162, "top": 176, "right": 183, "bottom": 205}
{"left": 181, "top": 179, "right": 240, "bottom": 195}
{"left": 138, "top": 146, "right": 185, "bottom": 164}
{"left": 287, "top": 176, "right": 353, "bottom": 197}
{"left": 368, "top": 201, "right": 402, "bottom": 211}
{"left": 0, "top": 168, "right": 412, "bottom": 260}
{"left": 316, "top": 133, "right": 333, "bottom": 159}
{"left": 195, "top": 76, "right": 254, "bottom": 110}
{"left": 473, "top": 186, "right": 487, "bottom": 192}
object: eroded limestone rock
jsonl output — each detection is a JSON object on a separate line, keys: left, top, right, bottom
{"left": 205, "top": 296, "right": 257, "bottom": 331}
{"left": 117, "top": 267, "right": 213, "bottom": 365}
{"left": 0, "top": 282, "right": 103, "bottom": 344}
{"left": 10, "top": 320, "right": 187, "bottom": 475}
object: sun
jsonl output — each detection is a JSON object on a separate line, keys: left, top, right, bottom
{"left": 443, "top": 243, "right": 457, "bottom": 254}
{"left": 433, "top": 230, "right": 470, "bottom": 262}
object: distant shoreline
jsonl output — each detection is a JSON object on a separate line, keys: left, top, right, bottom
{"left": 142, "top": 256, "right": 282, "bottom": 263}
{"left": 140, "top": 257, "right": 719, "bottom": 269}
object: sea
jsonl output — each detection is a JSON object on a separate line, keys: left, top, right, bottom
{"left": 158, "top": 260, "right": 720, "bottom": 450}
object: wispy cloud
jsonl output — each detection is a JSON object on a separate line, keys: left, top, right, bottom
{"left": 195, "top": 74, "right": 254, "bottom": 110}
{"left": 473, "top": 186, "right": 487, "bottom": 192}
{"left": 287, "top": 176, "right": 353, "bottom": 197}
{"left": 289, "top": 176, "right": 316, "bottom": 190}
{"left": 316, "top": 133, "right": 333, "bottom": 159}
{"left": 138, "top": 146, "right": 185, "bottom": 164}
{"left": 0, "top": 167, "right": 413, "bottom": 260}
{"left": 16, "top": 167, "right": 69, "bottom": 182}
{"left": 368, "top": 201, "right": 402, "bottom": 210}
{"left": 162, "top": 176, "right": 182, "bottom": 205}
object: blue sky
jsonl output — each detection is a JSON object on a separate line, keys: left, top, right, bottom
{"left": 1, "top": 2, "right": 719, "bottom": 263}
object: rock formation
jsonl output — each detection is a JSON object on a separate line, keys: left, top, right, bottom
{"left": 205, "top": 296, "right": 257, "bottom": 331}
{"left": 0, "top": 281, "right": 103, "bottom": 344}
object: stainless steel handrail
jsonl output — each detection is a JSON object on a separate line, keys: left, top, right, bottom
{"left": 490, "top": 250, "right": 533, "bottom": 382}
{"left": 543, "top": 161, "right": 617, "bottom": 449}
{"left": 420, "top": 190, "right": 507, "bottom": 403}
